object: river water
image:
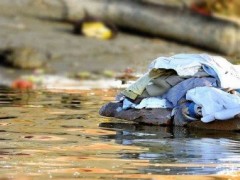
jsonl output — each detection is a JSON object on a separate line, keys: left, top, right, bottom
{"left": 0, "top": 86, "right": 239, "bottom": 179}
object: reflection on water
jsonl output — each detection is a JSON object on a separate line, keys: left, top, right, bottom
{"left": 0, "top": 86, "right": 239, "bottom": 179}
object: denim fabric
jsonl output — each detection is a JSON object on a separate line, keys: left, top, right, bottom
{"left": 163, "top": 77, "right": 217, "bottom": 107}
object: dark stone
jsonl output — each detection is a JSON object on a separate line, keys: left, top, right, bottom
{"left": 99, "top": 102, "right": 122, "bottom": 117}
{"left": 99, "top": 102, "right": 240, "bottom": 131}
{"left": 99, "top": 102, "right": 172, "bottom": 125}
{"left": 187, "top": 117, "right": 240, "bottom": 131}
{"left": 134, "top": 108, "right": 172, "bottom": 125}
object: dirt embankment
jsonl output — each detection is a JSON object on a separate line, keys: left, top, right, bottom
{"left": 0, "top": 0, "right": 239, "bottom": 84}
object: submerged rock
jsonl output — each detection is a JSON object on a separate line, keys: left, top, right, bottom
{"left": 0, "top": 46, "right": 49, "bottom": 69}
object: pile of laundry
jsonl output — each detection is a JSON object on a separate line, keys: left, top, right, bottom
{"left": 100, "top": 54, "right": 240, "bottom": 126}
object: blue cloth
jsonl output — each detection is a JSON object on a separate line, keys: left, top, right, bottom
{"left": 203, "top": 65, "right": 220, "bottom": 83}
{"left": 122, "top": 98, "right": 136, "bottom": 110}
{"left": 162, "top": 77, "right": 217, "bottom": 107}
{"left": 187, "top": 102, "right": 198, "bottom": 118}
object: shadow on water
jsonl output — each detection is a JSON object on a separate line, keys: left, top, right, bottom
{"left": 0, "top": 86, "right": 239, "bottom": 179}
{"left": 99, "top": 122, "right": 240, "bottom": 175}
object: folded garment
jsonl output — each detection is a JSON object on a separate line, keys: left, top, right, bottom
{"left": 163, "top": 77, "right": 217, "bottom": 107}
{"left": 186, "top": 87, "right": 240, "bottom": 122}
{"left": 122, "top": 69, "right": 176, "bottom": 100}
{"left": 134, "top": 97, "right": 169, "bottom": 109}
{"left": 121, "top": 73, "right": 151, "bottom": 100}
{"left": 138, "top": 75, "right": 185, "bottom": 98}
{"left": 122, "top": 54, "right": 240, "bottom": 100}
{"left": 149, "top": 54, "right": 240, "bottom": 89}
{"left": 122, "top": 97, "right": 170, "bottom": 110}
{"left": 119, "top": 53, "right": 240, "bottom": 123}
{"left": 145, "top": 83, "right": 170, "bottom": 97}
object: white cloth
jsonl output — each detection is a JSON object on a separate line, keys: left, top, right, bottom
{"left": 186, "top": 87, "right": 240, "bottom": 123}
{"left": 134, "top": 97, "right": 168, "bottom": 109}
{"left": 122, "top": 97, "right": 168, "bottom": 110}
{"left": 149, "top": 54, "right": 240, "bottom": 89}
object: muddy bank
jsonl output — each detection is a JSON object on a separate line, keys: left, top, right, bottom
{"left": 0, "top": 0, "right": 239, "bottom": 84}
{"left": 61, "top": 0, "right": 240, "bottom": 55}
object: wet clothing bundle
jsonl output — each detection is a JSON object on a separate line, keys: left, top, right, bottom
{"left": 120, "top": 54, "right": 240, "bottom": 123}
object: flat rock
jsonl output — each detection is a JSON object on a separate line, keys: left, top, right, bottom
{"left": 187, "top": 118, "right": 240, "bottom": 131}
{"left": 99, "top": 102, "right": 173, "bottom": 125}
{"left": 99, "top": 102, "right": 240, "bottom": 131}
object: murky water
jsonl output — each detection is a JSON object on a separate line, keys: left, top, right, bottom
{"left": 0, "top": 86, "right": 239, "bottom": 179}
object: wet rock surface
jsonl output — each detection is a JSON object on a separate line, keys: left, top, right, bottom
{"left": 187, "top": 118, "right": 240, "bottom": 131}
{"left": 99, "top": 101, "right": 240, "bottom": 131}
{"left": 100, "top": 102, "right": 173, "bottom": 125}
